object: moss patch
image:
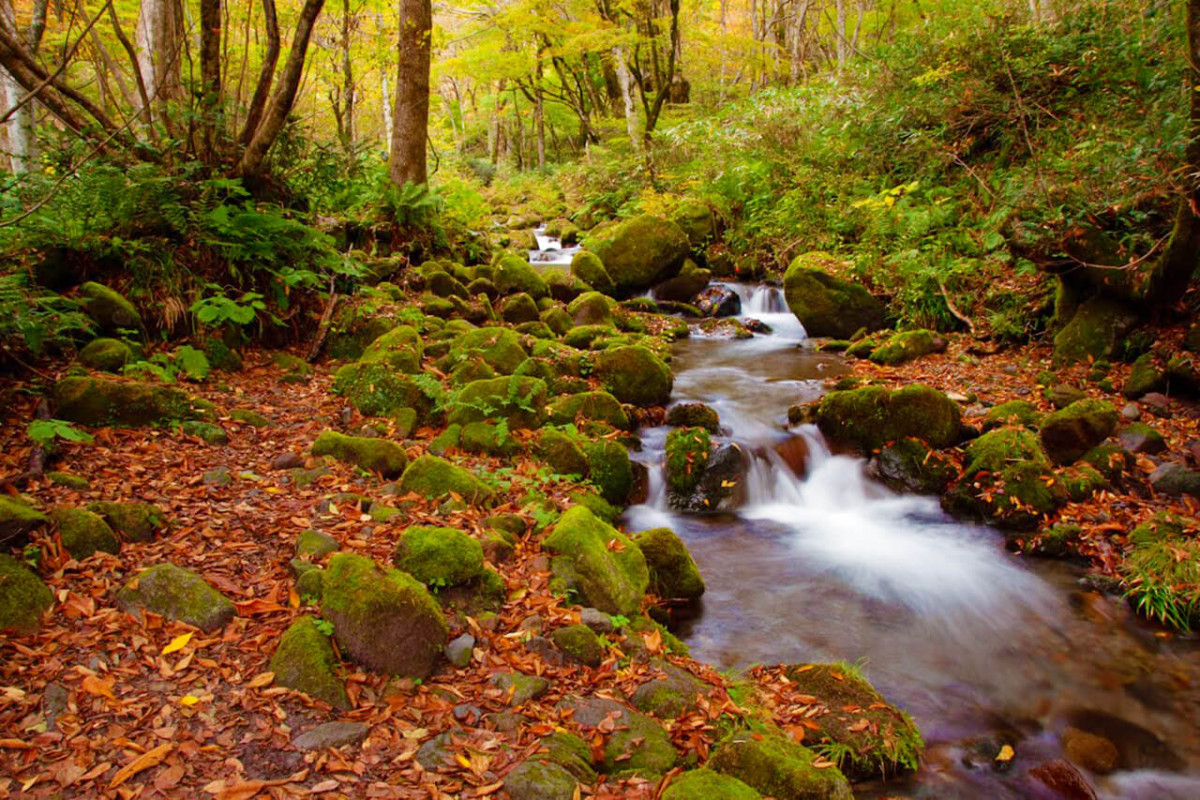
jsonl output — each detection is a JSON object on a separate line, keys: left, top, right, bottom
{"left": 592, "top": 346, "right": 673, "bottom": 406}
{"left": 394, "top": 526, "right": 484, "bottom": 588}
{"left": 87, "top": 501, "right": 165, "bottom": 542}
{"left": 549, "top": 391, "right": 629, "bottom": 429}
{"left": 0, "top": 554, "right": 53, "bottom": 634}
{"left": 816, "top": 384, "right": 961, "bottom": 452}
{"left": 868, "top": 330, "right": 941, "bottom": 366}
{"left": 360, "top": 324, "right": 423, "bottom": 372}
{"left": 1039, "top": 399, "right": 1119, "bottom": 465}
{"left": 632, "top": 528, "right": 705, "bottom": 601}
{"left": 269, "top": 616, "right": 350, "bottom": 709}
{"left": 447, "top": 375, "right": 548, "bottom": 430}
{"left": 543, "top": 505, "right": 649, "bottom": 616}
{"left": 116, "top": 563, "right": 235, "bottom": 632}
{"left": 78, "top": 338, "right": 134, "bottom": 371}
{"left": 662, "top": 769, "right": 762, "bottom": 800}
{"left": 51, "top": 508, "right": 120, "bottom": 560}
{"left": 708, "top": 728, "right": 853, "bottom": 800}
{"left": 312, "top": 431, "right": 409, "bottom": 478}
{"left": 398, "top": 455, "right": 494, "bottom": 504}
{"left": 54, "top": 377, "right": 208, "bottom": 427}
{"left": 666, "top": 428, "right": 711, "bottom": 495}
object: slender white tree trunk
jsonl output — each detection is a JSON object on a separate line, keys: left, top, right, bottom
{"left": 135, "top": 0, "right": 184, "bottom": 116}
{"left": 836, "top": 0, "right": 849, "bottom": 71}
{"left": 614, "top": 45, "right": 640, "bottom": 152}
{"left": 381, "top": 73, "right": 393, "bottom": 145}
{"left": 0, "top": 0, "right": 34, "bottom": 172}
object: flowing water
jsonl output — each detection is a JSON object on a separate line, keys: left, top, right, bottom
{"left": 528, "top": 226, "right": 579, "bottom": 266}
{"left": 624, "top": 283, "right": 1200, "bottom": 799}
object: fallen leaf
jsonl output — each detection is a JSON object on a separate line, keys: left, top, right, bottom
{"left": 81, "top": 674, "right": 117, "bottom": 702}
{"left": 246, "top": 672, "right": 275, "bottom": 689}
{"left": 161, "top": 632, "right": 194, "bottom": 655}
{"left": 996, "top": 744, "right": 1015, "bottom": 762}
{"left": 109, "top": 743, "right": 173, "bottom": 788}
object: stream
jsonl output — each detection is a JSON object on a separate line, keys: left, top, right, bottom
{"left": 623, "top": 283, "right": 1200, "bottom": 799}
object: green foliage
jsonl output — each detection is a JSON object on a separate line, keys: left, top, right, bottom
{"left": 190, "top": 290, "right": 269, "bottom": 328}
{"left": 27, "top": 419, "right": 95, "bottom": 449}
{"left": 175, "top": 346, "right": 212, "bottom": 381}
{"left": 314, "top": 618, "right": 335, "bottom": 637}
{"left": 0, "top": 272, "right": 94, "bottom": 364}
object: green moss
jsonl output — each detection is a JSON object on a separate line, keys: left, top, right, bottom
{"left": 203, "top": 339, "right": 243, "bottom": 372}
{"left": 87, "top": 501, "right": 164, "bottom": 542}
{"left": 0, "top": 554, "right": 53, "bottom": 633}
{"left": 815, "top": 384, "right": 961, "bottom": 451}
{"left": 494, "top": 254, "right": 550, "bottom": 299}
{"left": 448, "top": 327, "right": 529, "bottom": 374}
{"left": 567, "top": 291, "right": 616, "bottom": 325}
{"left": 79, "top": 281, "right": 141, "bottom": 334}
{"left": 709, "top": 729, "right": 852, "bottom": 800}
{"left": 501, "top": 293, "right": 541, "bottom": 324}
{"left": 666, "top": 428, "right": 711, "bottom": 495}
{"left": 504, "top": 760, "right": 580, "bottom": 800}
{"left": 583, "top": 439, "right": 634, "bottom": 506}
{"left": 662, "top": 769, "right": 762, "bottom": 800}
{"left": 549, "top": 391, "right": 629, "bottom": 429}
{"left": 541, "top": 306, "right": 573, "bottom": 336}
{"left": 963, "top": 427, "right": 1049, "bottom": 476}
{"left": 229, "top": 409, "right": 270, "bottom": 427}
{"left": 592, "top": 346, "right": 673, "bottom": 406}
{"left": 562, "top": 323, "right": 617, "bottom": 349}
{"left": 539, "top": 429, "right": 589, "bottom": 477}
{"left": 360, "top": 324, "right": 423, "bottom": 373}
{"left": 54, "top": 377, "right": 208, "bottom": 427}
{"left": 1029, "top": 523, "right": 1083, "bottom": 558}
{"left": 430, "top": 424, "right": 462, "bottom": 455}
{"left": 542, "top": 505, "right": 649, "bottom": 616}
{"left": 1039, "top": 399, "right": 1119, "bottom": 465}
{"left": 312, "top": 431, "right": 409, "bottom": 478}
{"left": 320, "top": 553, "right": 448, "bottom": 677}
{"left": 269, "top": 616, "right": 350, "bottom": 708}
{"left": 459, "top": 421, "right": 520, "bottom": 456}
{"left": 116, "top": 563, "right": 235, "bottom": 632}
{"left": 78, "top": 338, "right": 133, "bottom": 371}
{"left": 868, "top": 330, "right": 940, "bottom": 366}
{"left": 983, "top": 400, "right": 1042, "bottom": 430}
{"left": 394, "top": 526, "right": 484, "bottom": 588}
{"left": 181, "top": 420, "right": 228, "bottom": 445}
{"left": 538, "top": 732, "right": 597, "bottom": 782}
{"left": 871, "top": 438, "right": 958, "bottom": 495}
{"left": 297, "top": 567, "right": 325, "bottom": 597}
{"left": 782, "top": 254, "right": 885, "bottom": 339}
{"left": 447, "top": 375, "right": 548, "bottom": 430}
{"left": 947, "top": 460, "right": 1067, "bottom": 531}
{"left": 1081, "top": 443, "right": 1129, "bottom": 482}
{"left": 1125, "top": 353, "right": 1165, "bottom": 398}
{"left": 570, "top": 250, "right": 615, "bottom": 294}
{"left": 0, "top": 496, "right": 48, "bottom": 547}
{"left": 550, "top": 624, "right": 605, "bottom": 666}
{"left": 326, "top": 307, "right": 395, "bottom": 361}
{"left": 51, "top": 508, "right": 120, "bottom": 559}
{"left": 666, "top": 403, "right": 720, "bottom": 432}
{"left": 632, "top": 528, "right": 705, "bottom": 601}
{"left": 1061, "top": 465, "right": 1108, "bottom": 502}
{"left": 272, "top": 351, "right": 313, "bottom": 376}
{"left": 568, "top": 489, "right": 620, "bottom": 525}
{"left": 297, "top": 529, "right": 339, "bottom": 559}
{"left": 1053, "top": 297, "right": 1139, "bottom": 367}
{"left": 48, "top": 472, "right": 89, "bottom": 490}
{"left": 587, "top": 215, "right": 691, "bottom": 293}
{"left": 397, "top": 455, "right": 494, "bottom": 504}
{"left": 332, "top": 361, "right": 439, "bottom": 419}
{"left": 1121, "top": 513, "right": 1200, "bottom": 631}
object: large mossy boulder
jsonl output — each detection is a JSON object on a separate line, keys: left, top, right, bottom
{"left": 542, "top": 505, "right": 649, "bottom": 616}
{"left": 0, "top": 554, "right": 53, "bottom": 633}
{"left": 447, "top": 375, "right": 548, "bottom": 430}
{"left": 448, "top": 327, "right": 528, "bottom": 374}
{"left": 397, "top": 455, "right": 494, "bottom": 504}
{"left": 708, "top": 729, "right": 853, "bottom": 800}
{"left": 393, "top": 526, "right": 484, "bottom": 588}
{"left": 592, "top": 345, "right": 673, "bottom": 406}
{"left": 663, "top": 769, "right": 762, "bottom": 800}
{"left": 539, "top": 429, "right": 590, "bottom": 477}
{"left": 815, "top": 384, "right": 961, "bottom": 452}
{"left": 359, "top": 324, "right": 423, "bottom": 372}
{"left": 332, "top": 362, "right": 436, "bottom": 419}
{"left": 1039, "top": 399, "right": 1119, "bottom": 465}
{"left": 947, "top": 428, "right": 1066, "bottom": 530}
{"left": 672, "top": 199, "right": 717, "bottom": 248}
{"left": 570, "top": 251, "right": 615, "bottom": 295}
{"left": 493, "top": 253, "right": 550, "bottom": 299}
{"left": 558, "top": 696, "right": 677, "bottom": 776}
{"left": 782, "top": 664, "right": 922, "bottom": 780}
{"left": 320, "top": 553, "right": 448, "bottom": 677}
{"left": 79, "top": 281, "right": 141, "bottom": 334}
{"left": 567, "top": 291, "right": 616, "bottom": 325}
{"left": 632, "top": 528, "right": 705, "bottom": 602}
{"left": 868, "top": 330, "right": 944, "bottom": 366}
{"left": 312, "top": 431, "right": 409, "bottom": 478}
{"left": 782, "top": 253, "right": 886, "bottom": 339}
{"left": 54, "top": 376, "right": 208, "bottom": 427}
{"left": 78, "top": 338, "right": 134, "bottom": 372}
{"left": 51, "top": 508, "right": 120, "bottom": 560}
{"left": 0, "top": 496, "right": 48, "bottom": 549}
{"left": 1053, "top": 297, "right": 1139, "bottom": 366}
{"left": 269, "top": 616, "right": 351, "bottom": 709}
{"left": 116, "top": 563, "right": 235, "bottom": 632}
{"left": 582, "top": 439, "right": 634, "bottom": 506}
{"left": 587, "top": 215, "right": 691, "bottom": 294}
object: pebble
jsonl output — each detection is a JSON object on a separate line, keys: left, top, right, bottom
{"left": 272, "top": 452, "right": 304, "bottom": 470}
{"left": 445, "top": 633, "right": 475, "bottom": 668}
{"left": 1121, "top": 403, "right": 1140, "bottom": 421}
{"left": 581, "top": 607, "right": 615, "bottom": 634}
{"left": 1140, "top": 392, "right": 1171, "bottom": 418}
{"left": 291, "top": 721, "right": 369, "bottom": 751}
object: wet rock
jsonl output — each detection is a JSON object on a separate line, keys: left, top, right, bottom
{"left": 816, "top": 384, "right": 962, "bottom": 452}
{"left": 291, "top": 721, "right": 368, "bottom": 751}
{"left": 0, "top": 554, "right": 53, "bottom": 633}
{"left": 558, "top": 696, "right": 677, "bottom": 775}
{"left": 695, "top": 285, "right": 741, "bottom": 317}
{"left": 270, "top": 616, "right": 350, "bottom": 709}
{"left": 630, "top": 661, "right": 708, "bottom": 718}
{"left": 673, "top": 443, "right": 749, "bottom": 513}
{"left": 1117, "top": 422, "right": 1166, "bottom": 455}
{"left": 1039, "top": 400, "right": 1119, "bottom": 465}
{"left": 549, "top": 624, "right": 605, "bottom": 666}
{"left": 654, "top": 260, "right": 711, "bottom": 303}
{"left": 1030, "top": 759, "right": 1097, "bottom": 800}
{"left": 1149, "top": 462, "right": 1200, "bottom": 497}
{"left": 1060, "top": 708, "right": 1184, "bottom": 772}
{"left": 543, "top": 506, "right": 649, "bottom": 616}
{"left": 446, "top": 633, "right": 476, "bottom": 668}
{"left": 1061, "top": 727, "right": 1118, "bottom": 774}
{"left": 773, "top": 437, "right": 811, "bottom": 479}
{"left": 116, "top": 563, "right": 235, "bottom": 632}
{"left": 666, "top": 402, "right": 720, "bottom": 432}
{"left": 708, "top": 728, "right": 853, "bottom": 800}
{"left": 783, "top": 253, "right": 885, "bottom": 339}
{"left": 632, "top": 528, "right": 705, "bottom": 602}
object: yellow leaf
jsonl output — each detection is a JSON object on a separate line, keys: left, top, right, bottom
{"left": 179, "top": 695, "right": 201, "bottom": 707}
{"left": 996, "top": 744, "right": 1015, "bottom": 762}
{"left": 455, "top": 753, "right": 472, "bottom": 769}
{"left": 161, "top": 632, "right": 193, "bottom": 656}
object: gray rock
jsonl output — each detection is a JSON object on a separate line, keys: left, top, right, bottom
{"left": 505, "top": 760, "right": 580, "bottom": 800}
{"left": 43, "top": 683, "right": 68, "bottom": 732}
{"left": 1118, "top": 424, "right": 1167, "bottom": 455}
{"left": 1121, "top": 403, "right": 1140, "bottom": 421}
{"left": 491, "top": 672, "right": 550, "bottom": 705}
{"left": 273, "top": 452, "right": 305, "bottom": 470}
{"left": 292, "top": 721, "right": 369, "bottom": 751}
{"left": 1149, "top": 462, "right": 1200, "bottom": 497}
{"left": 1141, "top": 392, "right": 1171, "bottom": 418}
{"left": 116, "top": 563, "right": 235, "bottom": 632}
{"left": 580, "top": 607, "right": 614, "bottom": 634}
{"left": 445, "top": 633, "right": 476, "bottom": 668}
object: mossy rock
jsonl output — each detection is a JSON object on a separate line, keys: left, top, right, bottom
{"left": 709, "top": 729, "right": 852, "bottom": 800}
{"left": 666, "top": 402, "right": 720, "bottom": 432}
{"left": 782, "top": 663, "right": 923, "bottom": 780}
{"left": 543, "top": 505, "right": 649, "bottom": 616}
{"left": 181, "top": 420, "right": 229, "bottom": 445}
{"left": 203, "top": 339, "right": 243, "bottom": 372}
{"left": 269, "top": 616, "right": 350, "bottom": 709}
{"left": 50, "top": 508, "right": 120, "bottom": 560}
{"left": 869, "top": 438, "right": 958, "bottom": 495}
{"left": 633, "top": 528, "right": 705, "bottom": 602}
{"left": 550, "top": 623, "right": 605, "bottom": 666}
{"left": 868, "top": 330, "right": 943, "bottom": 366}
{"left": 558, "top": 695, "right": 677, "bottom": 776}
{"left": 320, "top": 553, "right": 448, "bottom": 677}
{"left": 505, "top": 758, "right": 583, "bottom": 800}
{"left": 1029, "top": 523, "right": 1084, "bottom": 558}
{"left": 448, "top": 327, "right": 529, "bottom": 374}
{"left": 87, "top": 501, "right": 165, "bottom": 542}
{"left": 425, "top": 270, "right": 469, "bottom": 299}
{"left": 587, "top": 215, "right": 691, "bottom": 294}
{"left": 567, "top": 489, "right": 620, "bottom": 525}
{"left": 515, "top": 320, "right": 555, "bottom": 339}
{"left": 662, "top": 769, "right": 762, "bottom": 800}
{"left": 945, "top": 460, "right": 1067, "bottom": 531}
{"left": 397, "top": 455, "right": 494, "bottom": 505}
{"left": 48, "top": 472, "right": 89, "bottom": 490}
{"left": 429, "top": 424, "right": 462, "bottom": 455}
{"left": 1119, "top": 422, "right": 1167, "bottom": 455}
{"left": 229, "top": 409, "right": 270, "bottom": 427}
{"left": 459, "top": 421, "right": 520, "bottom": 456}
{"left": 630, "top": 660, "right": 709, "bottom": 717}
{"left": 583, "top": 439, "right": 634, "bottom": 506}
{"left": 272, "top": 351, "right": 314, "bottom": 377}
{"left": 1060, "top": 464, "right": 1109, "bottom": 502}
{"left": 541, "top": 306, "right": 573, "bottom": 336}
{"left": 1081, "top": 443, "right": 1129, "bottom": 483}
{"left": 782, "top": 253, "right": 885, "bottom": 339}
{"left": 393, "top": 526, "right": 484, "bottom": 588}
{"left": 1120, "top": 513, "right": 1200, "bottom": 630}
{"left": 501, "top": 293, "right": 542, "bottom": 324}
{"left": 297, "top": 529, "right": 339, "bottom": 559}
{"left": 447, "top": 375, "right": 548, "bottom": 430}
{"left": 332, "top": 362, "right": 438, "bottom": 419}
{"left": 562, "top": 324, "right": 617, "bottom": 349}
{"left": 493, "top": 253, "right": 550, "bottom": 299}
{"left": 570, "top": 250, "right": 615, "bottom": 295}
{"left": 567, "top": 291, "right": 616, "bottom": 325}
{"left": 493, "top": 671, "right": 551, "bottom": 705}
{"left": 963, "top": 427, "right": 1049, "bottom": 476}
{"left": 666, "top": 428, "right": 712, "bottom": 496}
{"left": 1053, "top": 297, "right": 1140, "bottom": 367}
{"left": 54, "top": 377, "right": 208, "bottom": 427}
{"left": 538, "top": 429, "right": 589, "bottom": 477}
{"left": 79, "top": 281, "right": 141, "bottom": 334}
{"left": 592, "top": 346, "right": 673, "bottom": 406}
{"left": 1124, "top": 353, "right": 1165, "bottom": 399}
{"left": 78, "top": 338, "right": 134, "bottom": 372}
{"left": 1039, "top": 399, "right": 1119, "bottom": 465}
{"left": 983, "top": 400, "right": 1042, "bottom": 431}
{"left": 672, "top": 199, "right": 717, "bottom": 248}
{"left": 545, "top": 269, "right": 592, "bottom": 304}
{"left": 312, "top": 431, "right": 408, "bottom": 478}
{"left": 326, "top": 308, "right": 395, "bottom": 361}
{"left": 0, "top": 496, "right": 48, "bottom": 549}
{"left": 815, "top": 384, "right": 961, "bottom": 452}
{"left": 116, "top": 563, "right": 235, "bottom": 632}
{"left": 360, "top": 325, "right": 423, "bottom": 373}
{"left": 0, "top": 554, "right": 53, "bottom": 633}
{"left": 449, "top": 356, "right": 498, "bottom": 387}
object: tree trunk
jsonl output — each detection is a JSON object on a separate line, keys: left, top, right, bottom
{"left": 239, "top": 0, "right": 279, "bottom": 145}
{"left": 135, "top": 0, "right": 184, "bottom": 118}
{"left": 381, "top": 72, "right": 393, "bottom": 144}
{"left": 388, "top": 0, "right": 431, "bottom": 187}
{"left": 198, "top": 0, "right": 222, "bottom": 161}
{"left": 533, "top": 57, "right": 545, "bottom": 168}
{"left": 614, "top": 45, "right": 640, "bottom": 152}
{"left": 341, "top": 0, "right": 355, "bottom": 151}
{"left": 836, "top": 0, "right": 849, "bottom": 70}
{"left": 0, "top": 0, "right": 37, "bottom": 171}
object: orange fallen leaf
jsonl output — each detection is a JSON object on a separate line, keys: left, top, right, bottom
{"left": 81, "top": 675, "right": 117, "bottom": 702}
{"left": 247, "top": 672, "right": 276, "bottom": 688}
{"left": 109, "top": 743, "right": 173, "bottom": 788}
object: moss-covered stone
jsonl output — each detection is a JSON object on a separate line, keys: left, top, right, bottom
{"left": 815, "top": 384, "right": 961, "bottom": 452}
{"left": 868, "top": 438, "right": 957, "bottom": 495}
{"left": 592, "top": 346, "right": 673, "bottom": 406}
{"left": 1060, "top": 465, "right": 1109, "bottom": 502}
{"left": 312, "top": 431, "right": 408, "bottom": 478}
{"left": 0, "top": 554, "right": 53, "bottom": 633}
{"left": 297, "top": 529, "right": 339, "bottom": 559}
{"left": 963, "top": 427, "right": 1049, "bottom": 476}
{"left": 946, "top": 459, "right": 1067, "bottom": 531}
{"left": 561, "top": 323, "right": 616, "bottom": 349}
{"left": 450, "top": 357, "right": 499, "bottom": 390}
{"left": 868, "top": 330, "right": 943, "bottom": 366}
{"left": 630, "top": 660, "right": 708, "bottom": 717}
{"left": 272, "top": 351, "right": 314, "bottom": 378}
{"left": 672, "top": 199, "right": 717, "bottom": 248}
{"left": 397, "top": 455, "right": 494, "bottom": 504}
{"left": 782, "top": 253, "right": 886, "bottom": 339}
{"left": 663, "top": 769, "right": 762, "bottom": 800}
{"left": 1081, "top": 443, "right": 1129, "bottom": 483}
{"left": 269, "top": 616, "right": 350, "bottom": 709}
{"left": 666, "top": 402, "right": 720, "bottom": 432}
{"left": 1053, "top": 297, "right": 1140, "bottom": 366}
{"left": 782, "top": 663, "right": 923, "bottom": 780}
{"left": 320, "top": 553, "right": 448, "bottom": 677}
{"left": 78, "top": 338, "right": 134, "bottom": 371}
{"left": 297, "top": 567, "right": 325, "bottom": 597}
{"left": 48, "top": 472, "right": 89, "bottom": 490}
{"left": 708, "top": 729, "right": 853, "bottom": 800}
{"left": 448, "top": 327, "right": 529, "bottom": 374}
{"left": 326, "top": 307, "right": 395, "bottom": 361}
{"left": 0, "top": 496, "right": 48, "bottom": 549}
{"left": 332, "top": 362, "right": 439, "bottom": 419}
{"left": 493, "top": 253, "right": 550, "bottom": 299}
{"left": 587, "top": 215, "right": 691, "bottom": 294}
{"left": 1039, "top": 399, "right": 1119, "bottom": 465}
{"left": 429, "top": 424, "right": 462, "bottom": 455}
{"left": 567, "top": 291, "right": 616, "bottom": 325}
{"left": 446, "top": 375, "right": 548, "bottom": 430}
{"left": 360, "top": 325, "right": 423, "bottom": 373}
{"left": 570, "top": 250, "right": 615, "bottom": 295}
{"left": 541, "top": 306, "right": 573, "bottom": 336}
{"left": 550, "top": 623, "right": 605, "bottom": 666}
{"left": 79, "top": 281, "right": 141, "bottom": 334}
{"left": 54, "top": 376, "right": 208, "bottom": 427}
{"left": 181, "top": 420, "right": 228, "bottom": 445}
{"left": 50, "top": 507, "right": 120, "bottom": 560}
{"left": 87, "top": 501, "right": 165, "bottom": 542}
{"left": 543, "top": 505, "right": 649, "bottom": 615}
{"left": 583, "top": 439, "right": 634, "bottom": 506}
{"left": 426, "top": 270, "right": 469, "bottom": 299}
{"left": 203, "top": 339, "right": 242, "bottom": 372}
{"left": 459, "top": 421, "right": 520, "bottom": 456}
{"left": 500, "top": 292, "right": 541, "bottom": 324}
{"left": 394, "top": 526, "right": 484, "bottom": 588}
{"left": 1121, "top": 353, "right": 1163, "bottom": 399}
{"left": 116, "top": 563, "right": 235, "bottom": 632}
{"left": 1029, "top": 523, "right": 1083, "bottom": 558}
{"left": 494, "top": 671, "right": 551, "bottom": 705}
{"left": 666, "top": 428, "right": 711, "bottom": 496}
{"left": 539, "top": 429, "right": 590, "bottom": 477}
{"left": 558, "top": 696, "right": 677, "bottom": 776}
{"left": 229, "top": 409, "right": 270, "bottom": 427}
{"left": 983, "top": 400, "right": 1042, "bottom": 431}
{"left": 632, "top": 528, "right": 704, "bottom": 601}
{"left": 504, "top": 760, "right": 581, "bottom": 800}
{"left": 1119, "top": 422, "right": 1167, "bottom": 454}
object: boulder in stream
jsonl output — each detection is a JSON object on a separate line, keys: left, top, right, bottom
{"left": 815, "top": 384, "right": 962, "bottom": 452}
{"left": 782, "top": 253, "right": 886, "bottom": 339}
{"left": 708, "top": 728, "right": 853, "bottom": 800}
{"left": 586, "top": 215, "right": 691, "bottom": 294}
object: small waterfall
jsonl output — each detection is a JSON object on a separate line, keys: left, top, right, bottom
{"left": 718, "top": 282, "right": 808, "bottom": 342}
{"left": 528, "top": 226, "right": 579, "bottom": 266}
